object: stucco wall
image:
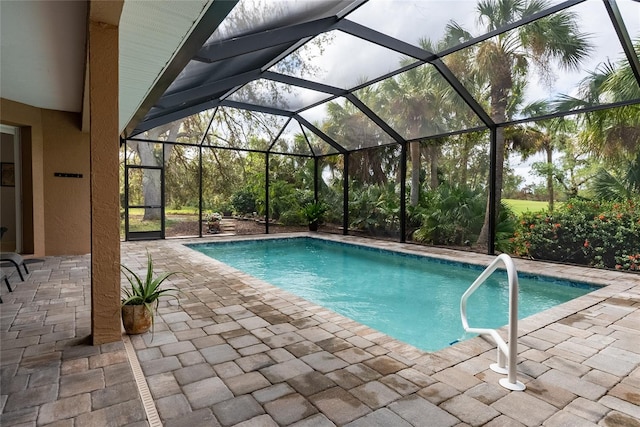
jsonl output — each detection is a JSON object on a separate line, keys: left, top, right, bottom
{"left": 0, "top": 98, "right": 90, "bottom": 255}
{"left": 42, "top": 110, "right": 90, "bottom": 255}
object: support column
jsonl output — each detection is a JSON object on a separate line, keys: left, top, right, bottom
{"left": 89, "top": 18, "right": 121, "bottom": 344}
{"left": 343, "top": 153, "right": 349, "bottom": 235}
{"left": 488, "top": 127, "right": 497, "bottom": 255}
{"left": 265, "top": 153, "right": 269, "bottom": 234}
{"left": 313, "top": 157, "right": 319, "bottom": 202}
{"left": 399, "top": 143, "right": 407, "bottom": 243}
{"left": 198, "top": 145, "right": 203, "bottom": 238}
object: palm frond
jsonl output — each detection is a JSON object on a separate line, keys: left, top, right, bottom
{"left": 592, "top": 168, "right": 630, "bottom": 201}
{"left": 443, "top": 21, "right": 473, "bottom": 48}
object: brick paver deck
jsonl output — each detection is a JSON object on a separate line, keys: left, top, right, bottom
{"left": 1, "top": 233, "right": 639, "bottom": 426}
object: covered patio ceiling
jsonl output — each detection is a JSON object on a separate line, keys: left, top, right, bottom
{"left": 126, "top": 0, "right": 640, "bottom": 157}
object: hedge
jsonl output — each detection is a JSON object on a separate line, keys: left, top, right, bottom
{"left": 511, "top": 199, "right": 640, "bottom": 271}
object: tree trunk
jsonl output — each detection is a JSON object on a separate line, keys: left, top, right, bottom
{"left": 370, "top": 150, "right": 387, "bottom": 186}
{"left": 429, "top": 144, "right": 439, "bottom": 190}
{"left": 131, "top": 125, "right": 179, "bottom": 220}
{"left": 136, "top": 141, "right": 162, "bottom": 220}
{"left": 477, "top": 126, "right": 505, "bottom": 248}
{"left": 477, "top": 60, "right": 511, "bottom": 249}
{"left": 546, "top": 146, "right": 554, "bottom": 211}
{"left": 460, "top": 137, "right": 470, "bottom": 187}
{"left": 410, "top": 141, "right": 421, "bottom": 206}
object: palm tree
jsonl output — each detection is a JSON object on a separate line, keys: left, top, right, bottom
{"left": 446, "top": 0, "right": 592, "bottom": 247}
{"left": 591, "top": 151, "right": 640, "bottom": 201}
{"left": 379, "top": 55, "right": 464, "bottom": 204}
{"left": 555, "top": 39, "right": 640, "bottom": 163}
{"left": 380, "top": 68, "right": 430, "bottom": 205}
{"left": 511, "top": 103, "right": 578, "bottom": 210}
{"left": 553, "top": 38, "right": 640, "bottom": 203}
{"left": 323, "top": 97, "right": 392, "bottom": 185}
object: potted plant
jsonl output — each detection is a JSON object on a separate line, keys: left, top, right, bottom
{"left": 206, "top": 212, "right": 223, "bottom": 234}
{"left": 121, "top": 252, "right": 180, "bottom": 334}
{"left": 302, "top": 202, "right": 327, "bottom": 231}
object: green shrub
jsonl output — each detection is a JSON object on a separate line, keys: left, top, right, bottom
{"left": 412, "top": 185, "right": 516, "bottom": 250}
{"left": 348, "top": 183, "right": 400, "bottom": 235}
{"left": 615, "top": 253, "right": 640, "bottom": 271}
{"left": 512, "top": 198, "right": 640, "bottom": 270}
{"left": 279, "top": 210, "right": 306, "bottom": 226}
{"left": 231, "top": 190, "right": 257, "bottom": 215}
{"left": 495, "top": 203, "right": 518, "bottom": 253}
{"left": 215, "top": 200, "right": 234, "bottom": 215}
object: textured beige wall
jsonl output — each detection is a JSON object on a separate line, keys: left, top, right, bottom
{"left": 89, "top": 19, "right": 122, "bottom": 344}
{"left": 42, "top": 110, "right": 90, "bottom": 255}
{"left": 1, "top": 99, "right": 91, "bottom": 255}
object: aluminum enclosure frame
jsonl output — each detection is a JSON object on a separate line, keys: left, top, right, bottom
{"left": 122, "top": 0, "right": 640, "bottom": 253}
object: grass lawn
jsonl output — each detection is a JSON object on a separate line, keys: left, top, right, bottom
{"left": 504, "top": 199, "right": 549, "bottom": 215}
{"left": 127, "top": 207, "right": 198, "bottom": 216}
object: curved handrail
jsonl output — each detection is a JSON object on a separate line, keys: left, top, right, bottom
{"left": 460, "top": 254, "right": 525, "bottom": 391}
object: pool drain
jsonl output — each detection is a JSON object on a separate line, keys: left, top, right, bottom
{"left": 123, "top": 334, "right": 162, "bottom": 426}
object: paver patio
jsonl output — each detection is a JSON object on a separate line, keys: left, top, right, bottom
{"left": 1, "top": 233, "right": 639, "bottom": 426}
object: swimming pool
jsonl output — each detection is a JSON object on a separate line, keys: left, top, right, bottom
{"left": 189, "top": 237, "right": 599, "bottom": 351}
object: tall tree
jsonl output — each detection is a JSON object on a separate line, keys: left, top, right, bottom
{"left": 129, "top": 123, "right": 179, "bottom": 220}
{"left": 555, "top": 39, "right": 640, "bottom": 200}
{"left": 130, "top": 111, "right": 212, "bottom": 220}
{"left": 510, "top": 105, "right": 577, "bottom": 210}
{"left": 556, "top": 39, "right": 640, "bottom": 163}
{"left": 323, "top": 96, "right": 392, "bottom": 185}
{"left": 379, "top": 47, "right": 462, "bottom": 205}
{"left": 446, "top": 0, "right": 591, "bottom": 247}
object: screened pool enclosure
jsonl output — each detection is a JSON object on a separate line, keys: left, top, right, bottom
{"left": 121, "top": 0, "right": 640, "bottom": 265}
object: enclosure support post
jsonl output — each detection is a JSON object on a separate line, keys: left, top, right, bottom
{"left": 488, "top": 127, "right": 497, "bottom": 255}
{"left": 161, "top": 144, "right": 166, "bottom": 239}
{"left": 314, "top": 157, "right": 319, "bottom": 203}
{"left": 124, "top": 139, "right": 129, "bottom": 242}
{"left": 265, "top": 153, "right": 270, "bottom": 234}
{"left": 198, "top": 145, "right": 203, "bottom": 238}
{"left": 399, "top": 142, "right": 407, "bottom": 243}
{"left": 343, "top": 153, "right": 349, "bottom": 236}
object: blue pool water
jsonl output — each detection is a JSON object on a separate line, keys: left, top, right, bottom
{"left": 189, "top": 237, "right": 599, "bottom": 351}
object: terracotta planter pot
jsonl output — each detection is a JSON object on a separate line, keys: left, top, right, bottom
{"left": 308, "top": 221, "right": 319, "bottom": 231}
{"left": 122, "top": 305, "right": 152, "bottom": 334}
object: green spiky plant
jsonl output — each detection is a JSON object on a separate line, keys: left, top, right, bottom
{"left": 302, "top": 202, "right": 327, "bottom": 224}
{"left": 121, "top": 252, "right": 180, "bottom": 331}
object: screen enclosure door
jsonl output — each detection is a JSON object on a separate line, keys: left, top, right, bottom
{"left": 125, "top": 165, "right": 164, "bottom": 240}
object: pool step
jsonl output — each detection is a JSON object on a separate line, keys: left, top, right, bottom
{"left": 204, "top": 218, "right": 236, "bottom": 235}
{"left": 220, "top": 218, "right": 236, "bottom": 233}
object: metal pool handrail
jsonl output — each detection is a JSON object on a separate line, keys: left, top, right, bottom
{"left": 460, "top": 253, "right": 526, "bottom": 391}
